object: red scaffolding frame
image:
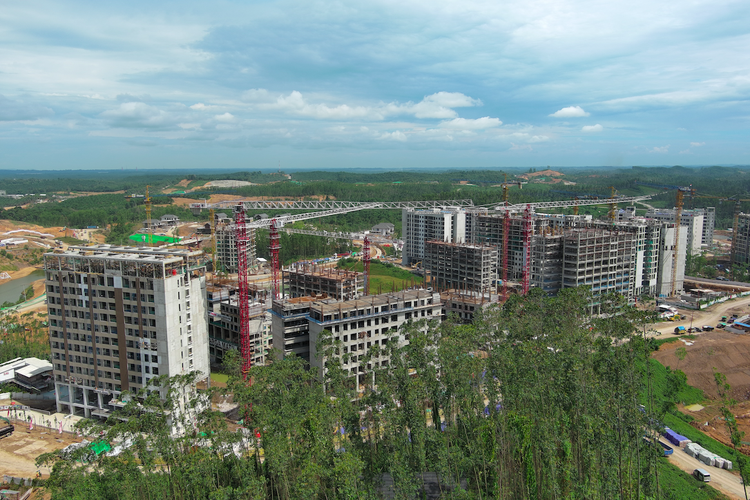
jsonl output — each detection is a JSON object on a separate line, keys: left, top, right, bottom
{"left": 233, "top": 204, "right": 252, "bottom": 379}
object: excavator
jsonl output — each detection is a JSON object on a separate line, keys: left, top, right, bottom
{"left": 0, "top": 416, "right": 14, "bottom": 439}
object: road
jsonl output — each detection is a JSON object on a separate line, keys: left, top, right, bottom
{"left": 668, "top": 445, "right": 746, "bottom": 499}
{"left": 686, "top": 276, "right": 750, "bottom": 288}
{"left": 647, "top": 294, "right": 750, "bottom": 338}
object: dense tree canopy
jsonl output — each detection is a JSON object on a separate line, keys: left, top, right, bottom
{"left": 35, "top": 289, "right": 706, "bottom": 500}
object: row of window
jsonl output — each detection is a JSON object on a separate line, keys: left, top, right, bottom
{"left": 48, "top": 273, "right": 156, "bottom": 289}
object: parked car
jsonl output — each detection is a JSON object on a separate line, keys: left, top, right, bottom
{"left": 702, "top": 325, "right": 715, "bottom": 332}
{"left": 717, "top": 322, "right": 727, "bottom": 329}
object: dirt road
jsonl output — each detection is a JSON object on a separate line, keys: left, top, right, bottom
{"left": 648, "top": 295, "right": 750, "bottom": 338}
{"left": 668, "top": 445, "right": 746, "bottom": 499}
{"left": 0, "top": 425, "right": 82, "bottom": 478}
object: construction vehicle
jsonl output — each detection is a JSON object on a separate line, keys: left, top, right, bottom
{"left": 674, "top": 326, "right": 686, "bottom": 335}
{"left": 0, "top": 416, "right": 14, "bottom": 439}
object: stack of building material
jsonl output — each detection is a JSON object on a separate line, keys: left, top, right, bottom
{"left": 683, "top": 442, "right": 732, "bottom": 469}
{"left": 663, "top": 428, "right": 691, "bottom": 447}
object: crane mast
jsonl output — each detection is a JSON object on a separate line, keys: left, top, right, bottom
{"left": 269, "top": 219, "right": 281, "bottom": 301}
{"left": 363, "top": 236, "right": 371, "bottom": 296}
{"left": 671, "top": 190, "right": 684, "bottom": 297}
{"left": 233, "top": 204, "right": 252, "bottom": 379}
{"left": 144, "top": 185, "right": 152, "bottom": 247}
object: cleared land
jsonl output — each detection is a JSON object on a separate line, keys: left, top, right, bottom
{"left": 653, "top": 330, "right": 750, "bottom": 400}
{"left": 0, "top": 424, "right": 82, "bottom": 478}
{"left": 653, "top": 329, "right": 750, "bottom": 460}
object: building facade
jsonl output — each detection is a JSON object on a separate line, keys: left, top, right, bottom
{"left": 732, "top": 213, "right": 750, "bottom": 267}
{"left": 307, "top": 290, "right": 442, "bottom": 390}
{"left": 561, "top": 229, "right": 636, "bottom": 304}
{"left": 208, "top": 299, "right": 271, "bottom": 368}
{"left": 215, "top": 224, "right": 256, "bottom": 274}
{"left": 270, "top": 296, "right": 316, "bottom": 363}
{"left": 424, "top": 241, "right": 497, "bottom": 293}
{"left": 645, "top": 208, "right": 706, "bottom": 254}
{"left": 656, "top": 224, "right": 687, "bottom": 297}
{"left": 284, "top": 265, "right": 363, "bottom": 300}
{"left": 44, "top": 245, "right": 209, "bottom": 418}
{"left": 401, "top": 208, "right": 466, "bottom": 266}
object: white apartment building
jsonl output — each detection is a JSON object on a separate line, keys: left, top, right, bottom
{"left": 308, "top": 289, "right": 442, "bottom": 390}
{"left": 645, "top": 208, "right": 710, "bottom": 254}
{"left": 656, "top": 225, "right": 687, "bottom": 297}
{"left": 401, "top": 208, "right": 466, "bottom": 266}
{"left": 44, "top": 245, "right": 209, "bottom": 418}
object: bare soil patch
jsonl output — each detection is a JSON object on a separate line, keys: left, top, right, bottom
{"left": 653, "top": 330, "right": 750, "bottom": 400}
{"left": 677, "top": 400, "right": 750, "bottom": 457}
{"left": 0, "top": 425, "right": 83, "bottom": 478}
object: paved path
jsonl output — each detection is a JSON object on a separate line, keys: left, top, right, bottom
{"left": 646, "top": 295, "right": 750, "bottom": 338}
{"left": 0, "top": 292, "right": 47, "bottom": 314}
{"left": 686, "top": 276, "right": 750, "bottom": 288}
{"left": 668, "top": 444, "right": 746, "bottom": 499}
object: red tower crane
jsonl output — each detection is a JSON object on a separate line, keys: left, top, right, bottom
{"left": 269, "top": 219, "right": 281, "bottom": 300}
{"left": 233, "top": 204, "right": 252, "bottom": 379}
{"left": 363, "top": 236, "right": 371, "bottom": 296}
{"left": 522, "top": 204, "right": 532, "bottom": 295}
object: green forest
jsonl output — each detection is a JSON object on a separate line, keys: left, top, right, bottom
{"left": 36, "top": 290, "right": 736, "bottom": 499}
{"left": 3, "top": 166, "right": 750, "bottom": 233}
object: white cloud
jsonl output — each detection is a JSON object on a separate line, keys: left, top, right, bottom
{"left": 190, "top": 103, "right": 216, "bottom": 111}
{"left": 214, "top": 112, "right": 236, "bottom": 122}
{"left": 178, "top": 123, "right": 201, "bottom": 129}
{"left": 0, "top": 95, "right": 53, "bottom": 121}
{"left": 268, "top": 91, "right": 374, "bottom": 119}
{"left": 439, "top": 117, "right": 502, "bottom": 129}
{"left": 550, "top": 106, "right": 589, "bottom": 118}
{"left": 100, "top": 102, "right": 176, "bottom": 129}
{"left": 406, "top": 92, "right": 481, "bottom": 119}
{"left": 241, "top": 89, "right": 271, "bottom": 102}
{"left": 582, "top": 124, "right": 603, "bottom": 133}
{"left": 650, "top": 145, "right": 670, "bottom": 153}
{"left": 260, "top": 90, "right": 484, "bottom": 122}
{"left": 379, "top": 131, "right": 407, "bottom": 141}
{"left": 690, "top": 141, "right": 705, "bottom": 147}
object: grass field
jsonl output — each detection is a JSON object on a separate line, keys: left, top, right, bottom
{"left": 658, "top": 460, "right": 729, "bottom": 499}
{"left": 338, "top": 258, "right": 424, "bottom": 292}
{"left": 129, "top": 234, "right": 181, "bottom": 244}
{"left": 647, "top": 354, "right": 742, "bottom": 466}
{"left": 58, "top": 236, "right": 87, "bottom": 245}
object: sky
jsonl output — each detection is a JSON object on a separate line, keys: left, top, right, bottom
{"left": 1, "top": 0, "right": 749, "bottom": 170}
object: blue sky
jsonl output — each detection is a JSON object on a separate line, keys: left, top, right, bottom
{"left": 1, "top": 0, "right": 749, "bottom": 170}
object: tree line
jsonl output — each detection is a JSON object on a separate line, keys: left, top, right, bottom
{"left": 35, "top": 288, "right": 730, "bottom": 499}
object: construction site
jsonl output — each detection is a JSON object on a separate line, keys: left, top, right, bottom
{"left": 177, "top": 188, "right": 712, "bottom": 376}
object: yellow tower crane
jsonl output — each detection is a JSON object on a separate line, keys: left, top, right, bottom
{"left": 633, "top": 182, "right": 695, "bottom": 296}
{"left": 608, "top": 186, "right": 617, "bottom": 222}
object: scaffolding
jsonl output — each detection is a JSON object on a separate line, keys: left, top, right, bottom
{"left": 284, "top": 265, "right": 363, "bottom": 301}
{"left": 423, "top": 241, "right": 497, "bottom": 295}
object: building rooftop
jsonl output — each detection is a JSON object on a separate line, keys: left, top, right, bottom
{"left": 46, "top": 244, "right": 204, "bottom": 265}
{"left": 285, "top": 266, "right": 362, "bottom": 281}
{"left": 310, "top": 289, "right": 436, "bottom": 315}
{"left": 426, "top": 240, "right": 495, "bottom": 250}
